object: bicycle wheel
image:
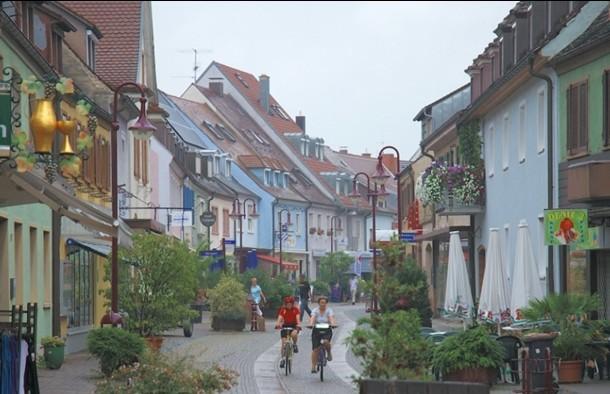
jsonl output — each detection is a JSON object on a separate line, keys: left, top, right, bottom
{"left": 287, "top": 358, "right": 292, "bottom": 375}
{"left": 319, "top": 348, "right": 325, "bottom": 382}
{"left": 285, "top": 353, "right": 290, "bottom": 376}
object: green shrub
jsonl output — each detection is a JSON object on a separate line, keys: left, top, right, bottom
{"left": 87, "top": 328, "right": 145, "bottom": 376}
{"left": 240, "top": 269, "right": 292, "bottom": 314}
{"left": 208, "top": 275, "right": 247, "bottom": 321}
{"left": 432, "top": 325, "right": 504, "bottom": 375}
{"left": 311, "top": 280, "right": 330, "bottom": 297}
{"left": 553, "top": 321, "right": 599, "bottom": 361}
{"left": 41, "top": 336, "right": 65, "bottom": 348}
{"left": 348, "top": 310, "right": 431, "bottom": 380}
{"left": 95, "top": 352, "right": 237, "bottom": 394}
{"left": 319, "top": 252, "right": 353, "bottom": 291}
{"left": 378, "top": 239, "right": 433, "bottom": 327}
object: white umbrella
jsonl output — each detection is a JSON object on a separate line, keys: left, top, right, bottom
{"left": 478, "top": 228, "right": 511, "bottom": 323}
{"left": 510, "top": 220, "right": 544, "bottom": 320}
{"left": 444, "top": 231, "right": 474, "bottom": 317}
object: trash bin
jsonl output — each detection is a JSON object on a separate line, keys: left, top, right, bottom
{"left": 523, "top": 333, "right": 557, "bottom": 391}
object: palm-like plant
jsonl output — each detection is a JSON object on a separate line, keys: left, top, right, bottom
{"left": 521, "top": 293, "right": 601, "bottom": 324}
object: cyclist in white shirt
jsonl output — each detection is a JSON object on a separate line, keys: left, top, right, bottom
{"left": 309, "top": 296, "right": 336, "bottom": 374}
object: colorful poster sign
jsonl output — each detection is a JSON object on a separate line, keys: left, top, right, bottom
{"left": 572, "top": 227, "right": 602, "bottom": 251}
{"left": 544, "top": 209, "right": 588, "bottom": 246}
{"left": 0, "top": 82, "right": 12, "bottom": 158}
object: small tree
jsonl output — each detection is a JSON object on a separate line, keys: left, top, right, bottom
{"left": 111, "top": 233, "right": 198, "bottom": 337}
{"left": 348, "top": 310, "right": 431, "bottom": 380}
{"left": 319, "top": 252, "right": 353, "bottom": 291}
{"left": 378, "top": 239, "right": 433, "bottom": 327}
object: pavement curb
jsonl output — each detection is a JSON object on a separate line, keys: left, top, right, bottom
{"left": 328, "top": 310, "right": 359, "bottom": 387}
{"left": 254, "top": 338, "right": 288, "bottom": 394}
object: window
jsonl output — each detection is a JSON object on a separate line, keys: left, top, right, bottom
{"left": 487, "top": 124, "right": 495, "bottom": 177}
{"left": 216, "top": 123, "right": 236, "bottom": 142}
{"left": 317, "top": 214, "right": 322, "bottom": 229}
{"left": 274, "top": 171, "right": 281, "bottom": 187}
{"left": 309, "top": 213, "right": 313, "bottom": 229}
{"left": 225, "top": 159, "right": 232, "bottom": 178}
{"left": 327, "top": 216, "right": 331, "bottom": 231}
{"left": 240, "top": 128, "right": 254, "bottom": 142}
{"left": 537, "top": 88, "right": 546, "bottom": 153}
{"left": 51, "top": 30, "right": 62, "bottom": 72}
{"left": 518, "top": 103, "right": 526, "bottom": 163}
{"left": 235, "top": 73, "right": 249, "bottom": 88}
{"left": 283, "top": 173, "right": 289, "bottom": 189}
{"left": 264, "top": 169, "right": 271, "bottom": 186}
{"left": 64, "top": 245, "right": 95, "bottom": 328}
{"left": 2, "top": 1, "right": 16, "bottom": 23}
{"left": 295, "top": 214, "right": 301, "bottom": 234}
{"left": 247, "top": 217, "right": 254, "bottom": 233}
{"left": 603, "top": 70, "right": 610, "bottom": 146}
{"left": 335, "top": 179, "right": 341, "bottom": 195}
{"left": 222, "top": 209, "right": 230, "bottom": 237}
{"left": 251, "top": 129, "right": 269, "bottom": 145}
{"left": 86, "top": 30, "right": 96, "bottom": 71}
{"left": 203, "top": 120, "right": 224, "bottom": 140}
{"left": 502, "top": 114, "right": 509, "bottom": 170}
{"left": 212, "top": 207, "right": 219, "bottom": 235}
{"left": 214, "top": 156, "right": 221, "bottom": 175}
{"left": 567, "top": 80, "right": 589, "bottom": 156}
{"left": 29, "top": 228, "right": 38, "bottom": 301}
{"left": 343, "top": 181, "right": 349, "bottom": 196}
{"left": 32, "top": 12, "right": 46, "bottom": 51}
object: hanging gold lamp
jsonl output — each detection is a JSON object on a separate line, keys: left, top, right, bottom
{"left": 30, "top": 99, "right": 57, "bottom": 154}
{"left": 56, "top": 119, "right": 76, "bottom": 155}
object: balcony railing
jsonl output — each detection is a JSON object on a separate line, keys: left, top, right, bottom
{"left": 435, "top": 190, "right": 485, "bottom": 216}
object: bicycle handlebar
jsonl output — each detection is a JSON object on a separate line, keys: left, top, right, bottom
{"left": 306, "top": 325, "right": 338, "bottom": 329}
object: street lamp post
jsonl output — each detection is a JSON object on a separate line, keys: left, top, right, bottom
{"left": 110, "top": 83, "right": 156, "bottom": 315}
{"left": 375, "top": 146, "right": 402, "bottom": 234}
{"left": 330, "top": 216, "right": 339, "bottom": 253}
{"left": 230, "top": 197, "right": 259, "bottom": 271}
{"left": 277, "top": 208, "right": 290, "bottom": 274}
{"left": 349, "top": 172, "right": 388, "bottom": 314}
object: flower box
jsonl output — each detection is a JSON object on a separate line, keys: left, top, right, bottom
{"left": 317, "top": 228, "right": 325, "bottom": 236}
{"left": 309, "top": 227, "right": 316, "bottom": 235}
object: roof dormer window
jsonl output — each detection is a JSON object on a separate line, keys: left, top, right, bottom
{"left": 225, "top": 159, "right": 232, "bottom": 178}
{"left": 283, "top": 172, "right": 290, "bottom": 189}
{"left": 216, "top": 123, "right": 236, "bottom": 142}
{"left": 86, "top": 30, "right": 97, "bottom": 71}
{"left": 264, "top": 169, "right": 271, "bottom": 186}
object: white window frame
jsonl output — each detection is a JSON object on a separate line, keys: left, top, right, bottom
{"left": 518, "top": 102, "right": 526, "bottom": 163}
{"left": 264, "top": 169, "right": 271, "bottom": 186}
{"left": 502, "top": 114, "right": 509, "bottom": 171}
{"left": 487, "top": 124, "right": 495, "bottom": 177}
{"left": 214, "top": 156, "right": 221, "bottom": 176}
{"left": 225, "top": 159, "right": 232, "bottom": 178}
{"left": 86, "top": 30, "right": 97, "bottom": 71}
{"left": 335, "top": 178, "right": 341, "bottom": 195}
{"left": 195, "top": 156, "right": 201, "bottom": 175}
{"left": 537, "top": 87, "right": 546, "bottom": 154}
{"left": 295, "top": 214, "right": 301, "bottom": 235}
{"left": 283, "top": 172, "right": 290, "bottom": 189}
{"left": 274, "top": 171, "right": 281, "bottom": 187}
{"left": 537, "top": 214, "right": 546, "bottom": 279}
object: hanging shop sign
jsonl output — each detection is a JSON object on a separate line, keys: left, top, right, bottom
{"left": 572, "top": 226, "right": 610, "bottom": 250}
{"left": 544, "top": 209, "right": 588, "bottom": 246}
{"left": 0, "top": 82, "right": 12, "bottom": 158}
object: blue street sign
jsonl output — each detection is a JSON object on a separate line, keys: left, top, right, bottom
{"left": 224, "top": 239, "right": 236, "bottom": 245}
{"left": 199, "top": 250, "right": 222, "bottom": 257}
{"left": 369, "top": 249, "right": 382, "bottom": 255}
{"left": 400, "top": 232, "right": 416, "bottom": 242}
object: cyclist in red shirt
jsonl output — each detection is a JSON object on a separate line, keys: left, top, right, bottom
{"left": 275, "top": 296, "right": 301, "bottom": 368}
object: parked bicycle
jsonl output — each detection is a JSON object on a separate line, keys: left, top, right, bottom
{"left": 308, "top": 323, "right": 338, "bottom": 382}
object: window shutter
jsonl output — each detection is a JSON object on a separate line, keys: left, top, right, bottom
{"left": 567, "top": 86, "right": 576, "bottom": 153}
{"left": 580, "top": 82, "right": 588, "bottom": 150}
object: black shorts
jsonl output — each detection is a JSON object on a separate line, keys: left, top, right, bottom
{"left": 312, "top": 327, "right": 333, "bottom": 349}
{"left": 280, "top": 325, "right": 297, "bottom": 338}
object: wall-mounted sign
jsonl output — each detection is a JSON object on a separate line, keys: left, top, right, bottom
{"left": 170, "top": 210, "right": 193, "bottom": 227}
{"left": 199, "top": 211, "right": 216, "bottom": 227}
{"left": 0, "top": 82, "right": 12, "bottom": 158}
{"left": 544, "top": 209, "right": 588, "bottom": 246}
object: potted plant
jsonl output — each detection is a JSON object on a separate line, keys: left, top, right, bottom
{"left": 317, "top": 228, "right": 325, "bottom": 236}
{"left": 41, "top": 336, "right": 65, "bottom": 369}
{"left": 182, "top": 319, "right": 193, "bottom": 338}
{"left": 432, "top": 325, "right": 504, "bottom": 385}
{"left": 309, "top": 227, "right": 316, "bottom": 235}
{"left": 209, "top": 275, "right": 247, "bottom": 331}
{"left": 552, "top": 321, "right": 599, "bottom": 384}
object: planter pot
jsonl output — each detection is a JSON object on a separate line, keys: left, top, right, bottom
{"left": 211, "top": 316, "right": 245, "bottom": 331}
{"left": 145, "top": 336, "right": 164, "bottom": 351}
{"left": 43, "top": 345, "right": 65, "bottom": 370}
{"left": 444, "top": 367, "right": 497, "bottom": 385}
{"left": 558, "top": 360, "right": 583, "bottom": 384}
{"left": 183, "top": 321, "right": 193, "bottom": 337}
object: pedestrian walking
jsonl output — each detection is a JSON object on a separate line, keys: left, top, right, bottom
{"left": 298, "top": 274, "right": 312, "bottom": 321}
{"left": 350, "top": 275, "right": 359, "bottom": 305}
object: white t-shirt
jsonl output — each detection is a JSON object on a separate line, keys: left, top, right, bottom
{"left": 350, "top": 278, "right": 358, "bottom": 291}
{"left": 312, "top": 307, "right": 334, "bottom": 324}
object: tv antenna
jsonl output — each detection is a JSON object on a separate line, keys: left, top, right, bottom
{"left": 177, "top": 48, "right": 213, "bottom": 83}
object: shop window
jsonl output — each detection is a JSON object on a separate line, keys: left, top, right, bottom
{"left": 63, "top": 246, "right": 95, "bottom": 329}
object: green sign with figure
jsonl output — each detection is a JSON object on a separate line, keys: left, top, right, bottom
{"left": 0, "top": 82, "right": 12, "bottom": 158}
{"left": 544, "top": 209, "right": 588, "bottom": 246}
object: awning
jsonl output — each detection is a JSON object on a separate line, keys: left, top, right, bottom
{"left": 257, "top": 254, "right": 299, "bottom": 271}
{"left": 66, "top": 238, "right": 111, "bottom": 257}
{"left": 415, "top": 226, "right": 471, "bottom": 242}
{"left": 7, "top": 172, "right": 132, "bottom": 246}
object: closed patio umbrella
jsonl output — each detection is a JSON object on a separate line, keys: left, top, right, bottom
{"left": 510, "top": 220, "right": 543, "bottom": 320}
{"left": 444, "top": 231, "right": 474, "bottom": 317}
{"left": 478, "top": 228, "right": 511, "bottom": 323}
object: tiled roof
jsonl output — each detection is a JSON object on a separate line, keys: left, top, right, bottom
{"left": 238, "top": 155, "right": 285, "bottom": 171}
{"left": 553, "top": 5, "right": 610, "bottom": 63}
{"left": 303, "top": 158, "right": 338, "bottom": 173}
{"left": 213, "top": 62, "right": 303, "bottom": 134}
{"left": 60, "top": 1, "right": 142, "bottom": 89}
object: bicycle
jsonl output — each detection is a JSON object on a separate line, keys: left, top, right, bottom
{"left": 277, "top": 326, "right": 297, "bottom": 376}
{"left": 308, "top": 323, "right": 338, "bottom": 382}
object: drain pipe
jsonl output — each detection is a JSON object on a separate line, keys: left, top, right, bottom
{"left": 529, "top": 56, "right": 555, "bottom": 294}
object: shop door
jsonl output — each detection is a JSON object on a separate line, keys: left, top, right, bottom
{"left": 598, "top": 251, "right": 610, "bottom": 319}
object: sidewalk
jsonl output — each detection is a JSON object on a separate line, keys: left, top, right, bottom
{"left": 492, "top": 380, "right": 610, "bottom": 393}
{"left": 38, "top": 351, "right": 98, "bottom": 394}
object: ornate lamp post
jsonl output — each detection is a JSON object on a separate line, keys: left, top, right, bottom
{"left": 349, "top": 172, "right": 388, "bottom": 314}
{"left": 329, "top": 215, "right": 339, "bottom": 253}
{"left": 375, "top": 146, "right": 402, "bottom": 234}
{"left": 109, "top": 83, "right": 155, "bottom": 315}
{"left": 229, "top": 197, "right": 259, "bottom": 264}
{"left": 277, "top": 208, "right": 290, "bottom": 274}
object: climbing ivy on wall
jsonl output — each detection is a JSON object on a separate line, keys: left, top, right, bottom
{"left": 458, "top": 120, "right": 482, "bottom": 168}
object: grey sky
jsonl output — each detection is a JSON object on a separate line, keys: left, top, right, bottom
{"left": 152, "top": 1, "right": 515, "bottom": 159}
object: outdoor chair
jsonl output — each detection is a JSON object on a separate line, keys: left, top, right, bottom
{"left": 496, "top": 335, "right": 524, "bottom": 384}
{"left": 420, "top": 327, "right": 436, "bottom": 337}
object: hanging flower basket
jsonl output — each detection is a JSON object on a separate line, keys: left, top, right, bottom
{"left": 417, "top": 162, "right": 484, "bottom": 207}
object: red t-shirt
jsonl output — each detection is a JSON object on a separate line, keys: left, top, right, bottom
{"left": 278, "top": 307, "right": 300, "bottom": 325}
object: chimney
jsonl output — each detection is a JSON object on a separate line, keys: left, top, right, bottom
{"left": 361, "top": 153, "right": 371, "bottom": 158}
{"left": 514, "top": 7, "right": 530, "bottom": 61}
{"left": 296, "top": 114, "right": 306, "bottom": 131}
{"left": 381, "top": 153, "right": 398, "bottom": 174}
{"left": 259, "top": 74, "right": 270, "bottom": 113}
{"left": 530, "top": 1, "right": 547, "bottom": 47}
{"left": 500, "top": 23, "right": 515, "bottom": 74}
{"left": 209, "top": 78, "right": 224, "bottom": 97}
{"left": 339, "top": 146, "right": 348, "bottom": 154}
